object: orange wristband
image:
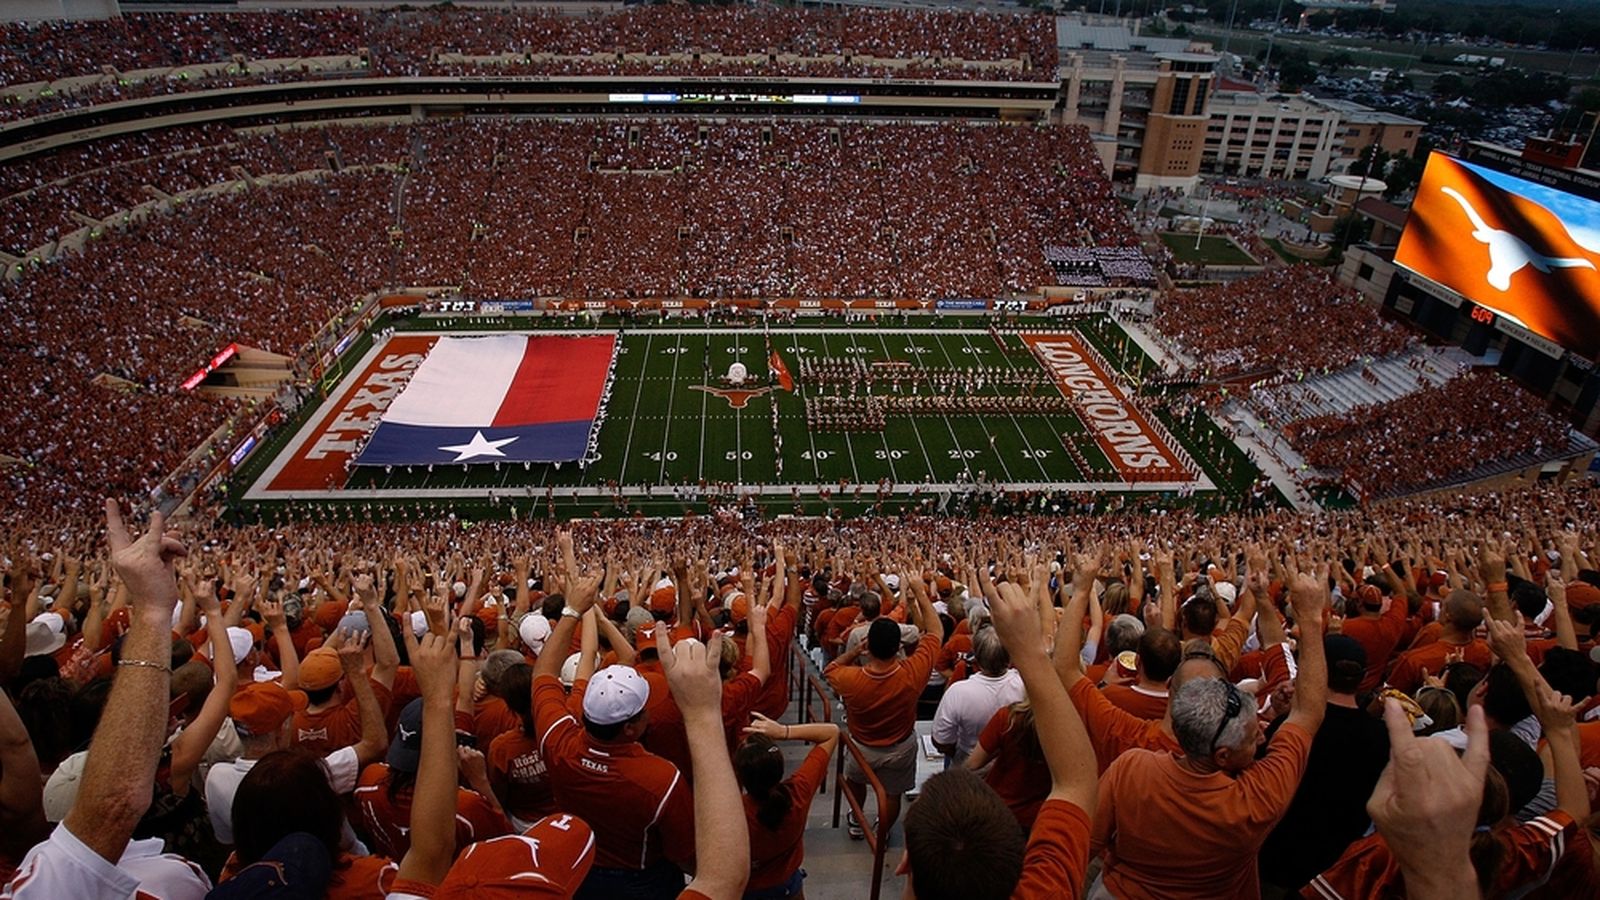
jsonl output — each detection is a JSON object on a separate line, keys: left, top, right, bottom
{"left": 1487, "top": 581, "right": 1508, "bottom": 594}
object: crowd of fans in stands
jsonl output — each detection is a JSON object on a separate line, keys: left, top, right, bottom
{"left": 1154, "top": 265, "right": 1413, "bottom": 379}
{"left": 1284, "top": 370, "right": 1574, "bottom": 499}
{"left": 0, "top": 118, "right": 1146, "bottom": 526}
{"left": 0, "top": 476, "right": 1598, "bottom": 898}
{"left": 0, "top": 6, "right": 1059, "bottom": 123}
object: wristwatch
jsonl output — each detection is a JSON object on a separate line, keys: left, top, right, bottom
{"left": 560, "top": 606, "right": 582, "bottom": 620}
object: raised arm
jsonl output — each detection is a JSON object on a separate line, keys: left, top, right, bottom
{"left": 62, "top": 502, "right": 187, "bottom": 863}
{"left": 1052, "top": 551, "right": 1098, "bottom": 689}
{"left": 991, "top": 579, "right": 1096, "bottom": 813}
{"left": 394, "top": 626, "right": 461, "bottom": 887}
{"left": 1284, "top": 570, "right": 1329, "bottom": 734}
{"left": 747, "top": 602, "right": 771, "bottom": 685}
{"left": 1545, "top": 572, "right": 1578, "bottom": 652}
{"left": 340, "top": 631, "right": 390, "bottom": 768}
{"left": 1485, "top": 617, "right": 1589, "bottom": 822}
{"left": 0, "top": 686, "right": 46, "bottom": 855}
{"left": 261, "top": 596, "right": 300, "bottom": 689}
{"left": 1155, "top": 548, "right": 1177, "bottom": 632}
{"left": 356, "top": 571, "right": 398, "bottom": 690}
{"left": 660, "top": 629, "right": 749, "bottom": 900}
{"left": 170, "top": 577, "right": 237, "bottom": 791}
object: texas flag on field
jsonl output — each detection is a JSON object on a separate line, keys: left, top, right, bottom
{"left": 356, "top": 334, "right": 617, "bottom": 466}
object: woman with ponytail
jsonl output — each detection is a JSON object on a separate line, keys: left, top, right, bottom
{"left": 735, "top": 713, "right": 839, "bottom": 900}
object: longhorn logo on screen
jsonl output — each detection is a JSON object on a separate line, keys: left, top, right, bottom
{"left": 1440, "top": 187, "right": 1595, "bottom": 291}
{"left": 1394, "top": 152, "right": 1600, "bottom": 354}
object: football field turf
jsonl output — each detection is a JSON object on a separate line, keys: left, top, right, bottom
{"left": 352, "top": 328, "right": 1110, "bottom": 490}
{"left": 238, "top": 316, "right": 1253, "bottom": 518}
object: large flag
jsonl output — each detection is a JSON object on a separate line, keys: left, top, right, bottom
{"left": 1394, "top": 152, "right": 1600, "bottom": 354}
{"left": 355, "top": 334, "right": 616, "bottom": 466}
{"left": 768, "top": 346, "right": 794, "bottom": 392}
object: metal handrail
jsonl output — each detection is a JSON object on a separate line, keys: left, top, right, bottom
{"left": 793, "top": 642, "right": 892, "bottom": 900}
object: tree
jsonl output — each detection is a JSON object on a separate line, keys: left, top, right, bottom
{"left": 1323, "top": 51, "right": 1356, "bottom": 70}
{"left": 1432, "top": 72, "right": 1468, "bottom": 100}
{"left": 1278, "top": 49, "right": 1317, "bottom": 93}
{"left": 1384, "top": 145, "right": 1429, "bottom": 201}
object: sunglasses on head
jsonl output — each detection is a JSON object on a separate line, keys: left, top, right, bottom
{"left": 1208, "top": 681, "right": 1244, "bottom": 756}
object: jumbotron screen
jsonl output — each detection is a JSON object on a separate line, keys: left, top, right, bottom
{"left": 1394, "top": 151, "right": 1600, "bottom": 355}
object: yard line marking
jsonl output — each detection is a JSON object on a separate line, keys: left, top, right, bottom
{"left": 697, "top": 335, "right": 709, "bottom": 483}
{"left": 876, "top": 332, "right": 937, "bottom": 481}
{"left": 847, "top": 330, "right": 899, "bottom": 484}
{"left": 791, "top": 331, "right": 823, "bottom": 482}
{"left": 658, "top": 333, "right": 681, "bottom": 484}
{"left": 821, "top": 333, "right": 863, "bottom": 485}
{"left": 618, "top": 332, "right": 654, "bottom": 485}
{"left": 930, "top": 332, "right": 1013, "bottom": 483}
{"left": 961, "top": 332, "right": 1052, "bottom": 482}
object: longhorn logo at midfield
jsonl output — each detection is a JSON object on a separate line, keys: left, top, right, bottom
{"left": 690, "top": 384, "right": 774, "bottom": 409}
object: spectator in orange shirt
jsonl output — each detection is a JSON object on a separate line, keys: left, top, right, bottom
{"left": 289, "top": 573, "right": 398, "bottom": 756}
{"left": 1385, "top": 590, "right": 1493, "bottom": 695}
{"left": 1090, "top": 568, "right": 1330, "bottom": 900}
{"left": 734, "top": 714, "right": 839, "bottom": 900}
{"left": 824, "top": 570, "right": 944, "bottom": 840}
{"left": 528, "top": 533, "right": 697, "bottom": 898}
{"left": 1101, "top": 627, "right": 1180, "bottom": 720}
{"left": 1339, "top": 582, "right": 1410, "bottom": 693}
{"left": 902, "top": 566, "right": 1098, "bottom": 900}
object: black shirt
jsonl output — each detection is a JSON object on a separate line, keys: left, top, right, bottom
{"left": 1258, "top": 702, "right": 1390, "bottom": 892}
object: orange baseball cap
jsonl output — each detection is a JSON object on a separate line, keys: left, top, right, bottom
{"left": 728, "top": 593, "right": 750, "bottom": 624}
{"left": 434, "top": 814, "right": 596, "bottom": 898}
{"left": 634, "top": 622, "right": 661, "bottom": 653}
{"left": 648, "top": 586, "right": 676, "bottom": 614}
{"left": 230, "top": 682, "right": 295, "bottom": 737}
{"left": 299, "top": 647, "right": 343, "bottom": 691}
{"left": 313, "top": 600, "right": 348, "bottom": 635}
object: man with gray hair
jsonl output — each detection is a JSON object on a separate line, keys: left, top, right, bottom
{"left": 931, "top": 623, "right": 1024, "bottom": 763}
{"left": 1089, "top": 571, "right": 1328, "bottom": 899}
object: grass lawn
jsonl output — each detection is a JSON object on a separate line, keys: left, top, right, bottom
{"left": 1159, "top": 232, "right": 1260, "bottom": 267}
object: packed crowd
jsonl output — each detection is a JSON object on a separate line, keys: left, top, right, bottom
{"left": 1284, "top": 370, "right": 1576, "bottom": 500}
{"left": 0, "top": 6, "right": 1058, "bottom": 122}
{"left": 0, "top": 118, "right": 1144, "bottom": 526}
{"left": 2, "top": 475, "right": 1599, "bottom": 899}
{"left": 1154, "top": 266, "right": 1414, "bottom": 379}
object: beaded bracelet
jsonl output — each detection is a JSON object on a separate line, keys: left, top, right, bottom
{"left": 117, "top": 658, "right": 170, "bottom": 673}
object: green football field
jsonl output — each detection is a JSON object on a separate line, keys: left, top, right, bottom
{"left": 346, "top": 327, "right": 1112, "bottom": 491}
{"left": 234, "top": 314, "right": 1269, "bottom": 520}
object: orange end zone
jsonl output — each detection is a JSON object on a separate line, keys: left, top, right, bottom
{"left": 1020, "top": 333, "right": 1192, "bottom": 483}
{"left": 267, "top": 335, "right": 438, "bottom": 490}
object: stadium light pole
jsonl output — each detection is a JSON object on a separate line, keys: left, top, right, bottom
{"left": 1221, "top": 0, "right": 1240, "bottom": 56}
{"left": 1262, "top": 0, "right": 1287, "bottom": 71}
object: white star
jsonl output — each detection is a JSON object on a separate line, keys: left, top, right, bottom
{"left": 439, "top": 430, "right": 518, "bottom": 462}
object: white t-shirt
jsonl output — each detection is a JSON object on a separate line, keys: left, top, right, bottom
{"left": 3, "top": 821, "right": 210, "bottom": 899}
{"left": 930, "top": 669, "right": 1026, "bottom": 763}
{"left": 204, "top": 745, "right": 360, "bottom": 845}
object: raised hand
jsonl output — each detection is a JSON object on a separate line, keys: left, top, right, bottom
{"left": 658, "top": 628, "right": 723, "bottom": 716}
{"left": 989, "top": 580, "right": 1043, "bottom": 656}
{"left": 411, "top": 630, "right": 457, "bottom": 699}
{"left": 1367, "top": 701, "right": 1489, "bottom": 898}
{"left": 337, "top": 629, "right": 371, "bottom": 676}
{"left": 105, "top": 500, "right": 186, "bottom": 615}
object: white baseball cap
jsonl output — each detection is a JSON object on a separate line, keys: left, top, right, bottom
{"left": 519, "top": 614, "right": 552, "bottom": 656}
{"left": 408, "top": 610, "right": 428, "bottom": 638}
{"left": 226, "top": 627, "right": 255, "bottom": 664}
{"left": 582, "top": 665, "right": 650, "bottom": 726}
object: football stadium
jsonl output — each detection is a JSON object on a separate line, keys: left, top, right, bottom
{"left": 3, "top": 4, "right": 1600, "bottom": 900}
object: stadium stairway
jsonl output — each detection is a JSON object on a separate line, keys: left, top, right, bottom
{"left": 774, "top": 641, "right": 912, "bottom": 900}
